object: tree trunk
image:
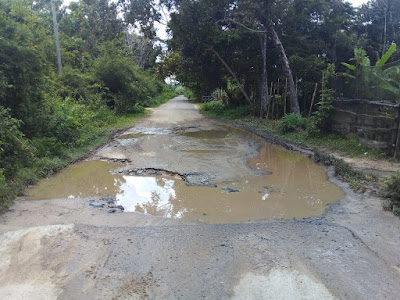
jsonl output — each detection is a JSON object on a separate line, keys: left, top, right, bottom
{"left": 51, "top": 0, "right": 62, "bottom": 74}
{"left": 260, "top": 33, "right": 269, "bottom": 118}
{"left": 283, "top": 77, "right": 287, "bottom": 116}
{"left": 308, "top": 82, "right": 318, "bottom": 119}
{"left": 208, "top": 46, "right": 252, "bottom": 106}
{"left": 266, "top": 20, "right": 300, "bottom": 113}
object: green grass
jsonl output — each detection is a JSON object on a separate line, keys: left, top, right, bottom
{"left": 200, "top": 101, "right": 253, "bottom": 120}
{"left": 227, "top": 117, "right": 386, "bottom": 160}
{"left": 381, "top": 173, "right": 400, "bottom": 214}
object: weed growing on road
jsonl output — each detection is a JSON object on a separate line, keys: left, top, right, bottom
{"left": 381, "top": 173, "right": 400, "bottom": 215}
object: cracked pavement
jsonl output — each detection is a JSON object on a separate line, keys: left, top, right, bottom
{"left": 0, "top": 96, "right": 399, "bottom": 299}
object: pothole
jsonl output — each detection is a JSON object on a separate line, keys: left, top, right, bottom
{"left": 22, "top": 126, "right": 345, "bottom": 223}
{"left": 118, "top": 133, "right": 152, "bottom": 139}
{"left": 23, "top": 159, "right": 344, "bottom": 223}
{"left": 125, "top": 127, "right": 173, "bottom": 135}
{"left": 182, "top": 129, "right": 230, "bottom": 139}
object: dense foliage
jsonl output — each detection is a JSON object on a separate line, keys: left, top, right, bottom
{"left": 0, "top": 0, "right": 174, "bottom": 207}
{"left": 154, "top": 0, "right": 400, "bottom": 114}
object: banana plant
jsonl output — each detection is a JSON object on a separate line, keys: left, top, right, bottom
{"left": 374, "top": 65, "right": 400, "bottom": 99}
{"left": 339, "top": 44, "right": 398, "bottom": 100}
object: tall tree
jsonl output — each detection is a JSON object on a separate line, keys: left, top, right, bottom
{"left": 51, "top": 0, "right": 62, "bottom": 73}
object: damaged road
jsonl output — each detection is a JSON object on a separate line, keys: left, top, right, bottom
{"left": 1, "top": 96, "right": 400, "bottom": 299}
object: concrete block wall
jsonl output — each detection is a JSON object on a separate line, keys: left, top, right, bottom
{"left": 331, "top": 99, "right": 400, "bottom": 152}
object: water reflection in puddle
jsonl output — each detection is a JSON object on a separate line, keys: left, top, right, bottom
{"left": 114, "top": 169, "right": 343, "bottom": 223}
{"left": 23, "top": 126, "right": 345, "bottom": 223}
{"left": 116, "top": 176, "right": 181, "bottom": 217}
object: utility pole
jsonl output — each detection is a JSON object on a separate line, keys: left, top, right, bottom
{"left": 51, "top": 0, "right": 62, "bottom": 74}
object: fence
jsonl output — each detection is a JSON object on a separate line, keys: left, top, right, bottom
{"left": 331, "top": 98, "right": 400, "bottom": 155}
{"left": 202, "top": 96, "right": 214, "bottom": 103}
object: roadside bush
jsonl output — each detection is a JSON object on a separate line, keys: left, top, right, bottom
{"left": 0, "top": 169, "right": 7, "bottom": 200}
{"left": 32, "top": 137, "right": 64, "bottom": 157}
{"left": 334, "top": 159, "right": 368, "bottom": 192}
{"left": 183, "top": 88, "right": 195, "bottom": 100}
{"left": 202, "top": 101, "right": 224, "bottom": 112}
{"left": 32, "top": 96, "right": 101, "bottom": 154}
{"left": 93, "top": 54, "right": 161, "bottom": 113}
{"left": 144, "top": 85, "right": 177, "bottom": 107}
{"left": 0, "top": 106, "right": 33, "bottom": 178}
{"left": 277, "top": 113, "right": 307, "bottom": 134}
{"left": 313, "top": 151, "right": 338, "bottom": 165}
{"left": 56, "top": 66, "right": 92, "bottom": 103}
{"left": 201, "top": 102, "right": 253, "bottom": 119}
{"left": 308, "top": 64, "right": 335, "bottom": 136}
{"left": 381, "top": 173, "right": 400, "bottom": 214}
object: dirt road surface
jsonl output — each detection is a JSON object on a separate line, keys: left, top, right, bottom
{"left": 1, "top": 96, "right": 400, "bottom": 299}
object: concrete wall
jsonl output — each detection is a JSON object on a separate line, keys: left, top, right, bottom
{"left": 331, "top": 99, "right": 400, "bottom": 152}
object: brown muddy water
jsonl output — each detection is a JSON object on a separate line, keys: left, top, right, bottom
{"left": 23, "top": 129, "right": 344, "bottom": 223}
{"left": 182, "top": 129, "right": 230, "bottom": 139}
{"left": 23, "top": 161, "right": 124, "bottom": 200}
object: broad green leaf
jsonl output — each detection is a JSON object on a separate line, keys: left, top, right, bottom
{"left": 341, "top": 62, "right": 356, "bottom": 71}
{"left": 376, "top": 43, "right": 397, "bottom": 67}
{"left": 336, "top": 72, "right": 355, "bottom": 79}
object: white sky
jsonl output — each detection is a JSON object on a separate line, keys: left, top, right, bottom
{"left": 347, "top": 0, "right": 369, "bottom": 6}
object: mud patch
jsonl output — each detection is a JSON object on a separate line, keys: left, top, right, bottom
{"left": 126, "top": 127, "right": 173, "bottom": 135}
{"left": 232, "top": 269, "right": 335, "bottom": 300}
{"left": 181, "top": 149, "right": 231, "bottom": 154}
{"left": 118, "top": 133, "right": 151, "bottom": 139}
{"left": 182, "top": 129, "right": 230, "bottom": 139}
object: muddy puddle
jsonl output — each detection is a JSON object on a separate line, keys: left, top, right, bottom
{"left": 182, "top": 129, "right": 230, "bottom": 139}
{"left": 23, "top": 129, "right": 344, "bottom": 223}
{"left": 23, "top": 161, "right": 124, "bottom": 200}
{"left": 114, "top": 170, "right": 343, "bottom": 222}
{"left": 181, "top": 149, "right": 231, "bottom": 154}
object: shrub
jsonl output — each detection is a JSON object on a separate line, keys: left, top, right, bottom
{"left": 0, "top": 106, "right": 33, "bottom": 178}
{"left": 277, "top": 113, "right": 307, "bottom": 133}
{"left": 57, "top": 66, "right": 92, "bottom": 102}
{"left": 32, "top": 96, "right": 102, "bottom": 151}
{"left": 93, "top": 53, "right": 161, "bottom": 113}
{"left": 201, "top": 102, "right": 253, "bottom": 119}
{"left": 313, "top": 151, "right": 337, "bottom": 165}
{"left": 144, "top": 85, "right": 177, "bottom": 107}
{"left": 202, "top": 101, "right": 224, "bottom": 112}
{"left": 0, "top": 169, "right": 7, "bottom": 200}
{"left": 382, "top": 173, "right": 400, "bottom": 203}
{"left": 308, "top": 64, "right": 335, "bottom": 136}
{"left": 32, "top": 137, "right": 64, "bottom": 157}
